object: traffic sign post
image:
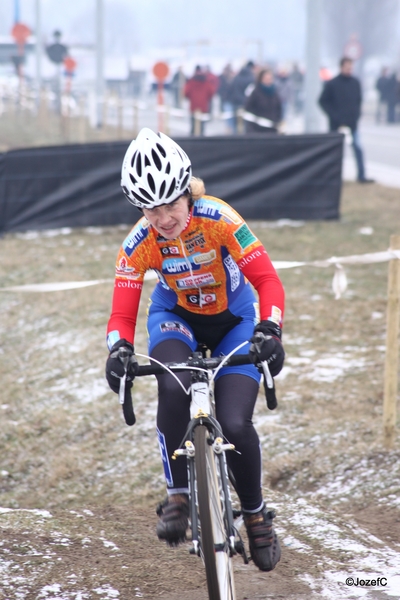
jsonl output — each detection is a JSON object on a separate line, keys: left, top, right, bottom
{"left": 344, "top": 35, "right": 363, "bottom": 62}
{"left": 10, "top": 22, "right": 31, "bottom": 78}
{"left": 63, "top": 56, "right": 77, "bottom": 94}
{"left": 46, "top": 31, "right": 69, "bottom": 115}
{"left": 152, "top": 61, "right": 170, "bottom": 133}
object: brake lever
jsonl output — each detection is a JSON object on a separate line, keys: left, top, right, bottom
{"left": 251, "top": 333, "right": 277, "bottom": 410}
{"left": 118, "top": 347, "right": 131, "bottom": 405}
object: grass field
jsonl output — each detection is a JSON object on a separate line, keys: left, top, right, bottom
{"left": 0, "top": 181, "right": 400, "bottom": 598}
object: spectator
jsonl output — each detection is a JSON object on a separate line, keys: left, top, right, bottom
{"left": 319, "top": 57, "right": 374, "bottom": 184}
{"left": 385, "top": 71, "right": 399, "bottom": 124}
{"left": 170, "top": 67, "right": 186, "bottom": 108}
{"left": 290, "top": 63, "right": 304, "bottom": 113}
{"left": 375, "top": 67, "right": 390, "bottom": 123}
{"left": 275, "top": 68, "right": 292, "bottom": 121}
{"left": 228, "top": 60, "right": 256, "bottom": 133}
{"left": 244, "top": 69, "right": 282, "bottom": 133}
{"left": 218, "top": 63, "right": 235, "bottom": 132}
{"left": 184, "top": 66, "right": 215, "bottom": 136}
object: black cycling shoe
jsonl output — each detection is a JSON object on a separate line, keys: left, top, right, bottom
{"left": 243, "top": 505, "right": 281, "bottom": 571}
{"left": 156, "top": 494, "right": 189, "bottom": 546}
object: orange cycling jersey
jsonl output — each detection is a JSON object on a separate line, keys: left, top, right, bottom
{"left": 107, "top": 196, "right": 284, "bottom": 348}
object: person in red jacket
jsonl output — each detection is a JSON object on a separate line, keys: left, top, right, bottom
{"left": 184, "top": 65, "right": 215, "bottom": 135}
{"left": 105, "top": 128, "right": 285, "bottom": 572}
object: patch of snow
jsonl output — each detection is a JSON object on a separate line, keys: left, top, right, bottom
{"left": 371, "top": 311, "right": 383, "bottom": 320}
{"left": 93, "top": 585, "right": 120, "bottom": 598}
{"left": 0, "top": 507, "right": 52, "bottom": 518}
{"left": 100, "top": 538, "right": 120, "bottom": 552}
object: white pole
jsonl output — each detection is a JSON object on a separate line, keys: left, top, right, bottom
{"left": 304, "top": 0, "right": 322, "bottom": 133}
{"left": 96, "top": 0, "right": 104, "bottom": 128}
{"left": 35, "top": 0, "right": 42, "bottom": 99}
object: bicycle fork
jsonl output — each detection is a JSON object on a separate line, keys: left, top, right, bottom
{"left": 173, "top": 417, "right": 237, "bottom": 557}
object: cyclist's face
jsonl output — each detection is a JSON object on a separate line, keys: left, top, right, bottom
{"left": 143, "top": 196, "right": 190, "bottom": 239}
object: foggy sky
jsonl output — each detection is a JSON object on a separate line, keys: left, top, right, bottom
{"left": 1, "top": 0, "right": 400, "bottom": 68}
{"left": 0, "top": 0, "right": 307, "bottom": 62}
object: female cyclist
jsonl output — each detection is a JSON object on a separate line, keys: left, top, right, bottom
{"left": 105, "top": 127, "right": 285, "bottom": 572}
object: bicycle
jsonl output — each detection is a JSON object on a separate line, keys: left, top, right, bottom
{"left": 116, "top": 336, "right": 277, "bottom": 600}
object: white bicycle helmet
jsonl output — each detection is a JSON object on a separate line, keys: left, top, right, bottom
{"left": 121, "top": 128, "right": 192, "bottom": 209}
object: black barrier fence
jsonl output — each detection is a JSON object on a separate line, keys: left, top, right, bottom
{"left": 0, "top": 134, "right": 343, "bottom": 235}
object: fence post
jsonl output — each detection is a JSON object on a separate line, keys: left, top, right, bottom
{"left": 383, "top": 234, "right": 400, "bottom": 449}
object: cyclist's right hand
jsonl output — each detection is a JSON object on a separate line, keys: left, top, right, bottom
{"left": 105, "top": 338, "right": 139, "bottom": 394}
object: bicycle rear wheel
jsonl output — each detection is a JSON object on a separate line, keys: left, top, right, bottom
{"left": 194, "top": 424, "right": 236, "bottom": 600}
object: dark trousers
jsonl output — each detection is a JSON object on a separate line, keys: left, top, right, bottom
{"left": 332, "top": 125, "right": 366, "bottom": 181}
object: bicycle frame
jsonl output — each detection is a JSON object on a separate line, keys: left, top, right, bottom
{"left": 117, "top": 343, "right": 276, "bottom": 600}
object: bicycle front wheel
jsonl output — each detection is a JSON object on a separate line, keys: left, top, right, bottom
{"left": 194, "top": 424, "right": 236, "bottom": 600}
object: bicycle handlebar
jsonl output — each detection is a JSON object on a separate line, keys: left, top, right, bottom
{"left": 135, "top": 352, "right": 253, "bottom": 377}
{"left": 116, "top": 349, "right": 277, "bottom": 426}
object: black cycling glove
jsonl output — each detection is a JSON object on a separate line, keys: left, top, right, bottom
{"left": 105, "top": 338, "right": 139, "bottom": 394}
{"left": 249, "top": 320, "right": 285, "bottom": 377}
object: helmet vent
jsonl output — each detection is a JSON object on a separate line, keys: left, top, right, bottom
{"left": 144, "top": 154, "right": 151, "bottom": 167}
{"left": 166, "top": 178, "right": 176, "bottom": 199}
{"left": 138, "top": 187, "right": 154, "bottom": 202}
{"left": 165, "top": 162, "right": 171, "bottom": 174}
{"left": 181, "top": 174, "right": 190, "bottom": 190}
{"left": 129, "top": 174, "right": 137, "bottom": 185}
{"left": 159, "top": 181, "right": 166, "bottom": 197}
{"left": 151, "top": 149, "right": 162, "bottom": 171}
{"left": 147, "top": 173, "right": 156, "bottom": 193}
{"left": 132, "top": 190, "right": 145, "bottom": 203}
{"left": 136, "top": 152, "right": 142, "bottom": 177}
{"left": 156, "top": 143, "right": 166, "bottom": 158}
{"left": 130, "top": 150, "right": 137, "bottom": 169}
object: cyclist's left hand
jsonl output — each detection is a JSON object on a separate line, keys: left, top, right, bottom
{"left": 249, "top": 321, "right": 285, "bottom": 377}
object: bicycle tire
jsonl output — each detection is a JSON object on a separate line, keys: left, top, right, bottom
{"left": 194, "top": 425, "right": 236, "bottom": 600}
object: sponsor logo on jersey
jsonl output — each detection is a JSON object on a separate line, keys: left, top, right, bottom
{"left": 186, "top": 292, "right": 217, "bottom": 306}
{"left": 184, "top": 231, "right": 206, "bottom": 253}
{"left": 162, "top": 257, "right": 201, "bottom": 275}
{"left": 192, "top": 249, "right": 216, "bottom": 265}
{"left": 193, "top": 199, "right": 221, "bottom": 221}
{"left": 223, "top": 255, "right": 241, "bottom": 292}
{"left": 237, "top": 249, "right": 263, "bottom": 269}
{"left": 160, "top": 245, "right": 180, "bottom": 256}
{"left": 160, "top": 321, "right": 193, "bottom": 340}
{"left": 116, "top": 280, "right": 142, "bottom": 290}
{"left": 233, "top": 223, "right": 257, "bottom": 250}
{"left": 154, "top": 269, "right": 171, "bottom": 290}
{"left": 123, "top": 223, "right": 149, "bottom": 256}
{"left": 115, "top": 256, "right": 141, "bottom": 279}
{"left": 176, "top": 272, "right": 216, "bottom": 289}
{"left": 220, "top": 205, "right": 242, "bottom": 225}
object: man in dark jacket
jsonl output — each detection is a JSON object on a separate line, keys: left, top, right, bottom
{"left": 319, "top": 57, "right": 373, "bottom": 183}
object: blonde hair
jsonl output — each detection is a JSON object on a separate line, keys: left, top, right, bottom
{"left": 190, "top": 177, "right": 206, "bottom": 200}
